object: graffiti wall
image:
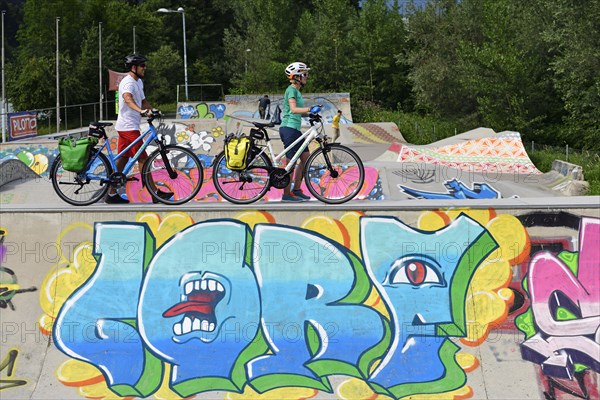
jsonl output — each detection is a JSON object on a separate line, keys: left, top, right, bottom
{"left": 176, "top": 93, "right": 353, "bottom": 124}
{"left": 0, "top": 207, "right": 598, "bottom": 399}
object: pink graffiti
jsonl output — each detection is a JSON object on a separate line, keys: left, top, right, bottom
{"left": 126, "top": 170, "right": 196, "bottom": 203}
{"left": 125, "top": 166, "right": 380, "bottom": 203}
{"left": 528, "top": 217, "right": 600, "bottom": 336}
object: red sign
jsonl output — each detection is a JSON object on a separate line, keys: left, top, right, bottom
{"left": 108, "top": 69, "right": 128, "bottom": 91}
{"left": 9, "top": 112, "right": 37, "bottom": 141}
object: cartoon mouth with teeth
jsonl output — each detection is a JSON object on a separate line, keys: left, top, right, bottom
{"left": 163, "top": 273, "right": 229, "bottom": 342}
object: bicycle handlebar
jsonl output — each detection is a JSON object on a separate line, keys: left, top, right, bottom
{"left": 309, "top": 112, "right": 322, "bottom": 126}
{"left": 141, "top": 109, "right": 162, "bottom": 123}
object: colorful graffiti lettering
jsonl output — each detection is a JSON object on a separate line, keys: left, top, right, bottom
{"left": 516, "top": 217, "right": 600, "bottom": 397}
{"left": 46, "top": 210, "right": 522, "bottom": 399}
{"left": 360, "top": 214, "right": 497, "bottom": 397}
{"left": 177, "top": 102, "right": 228, "bottom": 119}
{"left": 399, "top": 179, "right": 503, "bottom": 200}
{"left": 178, "top": 104, "right": 197, "bottom": 119}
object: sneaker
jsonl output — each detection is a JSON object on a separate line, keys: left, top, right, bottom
{"left": 281, "top": 193, "right": 304, "bottom": 202}
{"left": 106, "top": 194, "right": 130, "bottom": 204}
{"left": 292, "top": 189, "right": 311, "bottom": 200}
{"left": 152, "top": 189, "right": 174, "bottom": 204}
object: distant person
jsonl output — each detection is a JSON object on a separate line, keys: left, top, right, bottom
{"left": 279, "top": 62, "right": 313, "bottom": 202}
{"left": 108, "top": 53, "right": 172, "bottom": 204}
{"left": 332, "top": 109, "right": 342, "bottom": 142}
{"left": 258, "top": 95, "right": 271, "bottom": 119}
{"left": 271, "top": 104, "right": 282, "bottom": 125}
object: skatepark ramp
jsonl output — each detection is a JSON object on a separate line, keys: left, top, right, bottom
{"left": 1, "top": 100, "right": 598, "bottom": 399}
{"left": 0, "top": 198, "right": 598, "bottom": 399}
{"left": 0, "top": 158, "right": 40, "bottom": 187}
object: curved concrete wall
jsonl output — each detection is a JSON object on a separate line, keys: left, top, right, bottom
{"left": 1, "top": 201, "right": 598, "bottom": 399}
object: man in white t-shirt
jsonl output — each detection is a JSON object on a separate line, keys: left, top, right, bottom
{"left": 107, "top": 54, "right": 172, "bottom": 204}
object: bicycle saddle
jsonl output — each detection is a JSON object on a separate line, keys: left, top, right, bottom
{"left": 252, "top": 121, "right": 275, "bottom": 129}
{"left": 89, "top": 121, "right": 113, "bottom": 127}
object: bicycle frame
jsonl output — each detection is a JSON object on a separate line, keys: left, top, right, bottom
{"left": 252, "top": 122, "right": 323, "bottom": 173}
{"left": 96, "top": 124, "right": 159, "bottom": 174}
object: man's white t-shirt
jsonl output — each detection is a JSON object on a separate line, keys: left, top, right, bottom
{"left": 115, "top": 74, "right": 145, "bottom": 131}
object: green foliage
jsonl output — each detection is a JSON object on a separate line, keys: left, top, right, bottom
{"left": 528, "top": 149, "right": 600, "bottom": 195}
{"left": 145, "top": 45, "right": 182, "bottom": 104}
{"left": 543, "top": 0, "right": 600, "bottom": 150}
{"left": 353, "top": 101, "right": 468, "bottom": 144}
{"left": 2, "top": 0, "right": 600, "bottom": 155}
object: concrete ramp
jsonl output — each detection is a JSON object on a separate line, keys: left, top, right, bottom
{"left": 376, "top": 128, "right": 540, "bottom": 175}
{"left": 176, "top": 92, "right": 354, "bottom": 122}
{"left": 369, "top": 127, "right": 586, "bottom": 199}
{"left": 0, "top": 158, "right": 40, "bottom": 187}
{"left": 345, "top": 122, "right": 406, "bottom": 144}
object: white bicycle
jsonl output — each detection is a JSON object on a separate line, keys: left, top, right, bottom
{"left": 212, "top": 110, "right": 365, "bottom": 204}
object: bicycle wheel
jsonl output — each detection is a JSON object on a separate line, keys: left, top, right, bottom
{"left": 212, "top": 151, "right": 272, "bottom": 204}
{"left": 142, "top": 145, "right": 204, "bottom": 205}
{"left": 304, "top": 143, "right": 365, "bottom": 204}
{"left": 50, "top": 150, "right": 112, "bottom": 206}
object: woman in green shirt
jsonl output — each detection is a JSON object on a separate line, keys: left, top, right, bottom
{"left": 279, "top": 62, "right": 313, "bottom": 202}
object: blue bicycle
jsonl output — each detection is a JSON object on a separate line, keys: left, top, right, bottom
{"left": 50, "top": 111, "right": 204, "bottom": 206}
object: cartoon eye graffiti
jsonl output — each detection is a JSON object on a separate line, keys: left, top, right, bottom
{"left": 386, "top": 256, "right": 444, "bottom": 287}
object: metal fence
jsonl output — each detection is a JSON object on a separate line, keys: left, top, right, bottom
{"left": 529, "top": 141, "right": 600, "bottom": 163}
{"left": 0, "top": 100, "right": 119, "bottom": 141}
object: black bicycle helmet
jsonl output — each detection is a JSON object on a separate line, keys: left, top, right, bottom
{"left": 124, "top": 53, "right": 147, "bottom": 69}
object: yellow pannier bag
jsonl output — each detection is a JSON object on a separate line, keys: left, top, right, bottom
{"left": 225, "top": 134, "right": 252, "bottom": 170}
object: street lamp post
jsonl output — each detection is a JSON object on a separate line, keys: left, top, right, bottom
{"left": 56, "top": 17, "right": 60, "bottom": 133}
{"left": 1, "top": 10, "right": 6, "bottom": 142}
{"left": 99, "top": 22, "right": 103, "bottom": 120}
{"left": 245, "top": 48, "right": 251, "bottom": 74}
{"left": 157, "top": 7, "right": 188, "bottom": 101}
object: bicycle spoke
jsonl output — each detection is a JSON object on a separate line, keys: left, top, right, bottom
{"left": 51, "top": 153, "right": 111, "bottom": 206}
{"left": 142, "top": 146, "right": 203, "bottom": 205}
{"left": 212, "top": 152, "right": 271, "bottom": 204}
{"left": 304, "top": 145, "right": 364, "bottom": 204}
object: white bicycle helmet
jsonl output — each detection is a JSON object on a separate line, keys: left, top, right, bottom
{"left": 285, "top": 62, "right": 310, "bottom": 79}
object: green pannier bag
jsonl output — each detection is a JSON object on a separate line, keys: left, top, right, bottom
{"left": 58, "top": 136, "right": 99, "bottom": 172}
{"left": 224, "top": 134, "right": 252, "bottom": 170}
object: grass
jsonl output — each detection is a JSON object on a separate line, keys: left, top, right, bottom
{"left": 528, "top": 149, "right": 600, "bottom": 195}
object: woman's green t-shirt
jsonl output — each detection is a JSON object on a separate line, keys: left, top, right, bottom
{"left": 280, "top": 85, "right": 304, "bottom": 131}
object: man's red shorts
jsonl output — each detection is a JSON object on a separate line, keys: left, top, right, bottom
{"left": 117, "top": 130, "right": 148, "bottom": 158}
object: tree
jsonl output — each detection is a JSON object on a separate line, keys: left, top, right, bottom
{"left": 349, "top": 0, "right": 410, "bottom": 109}
{"left": 543, "top": 0, "right": 600, "bottom": 149}
{"left": 457, "top": 0, "right": 561, "bottom": 136}
{"left": 303, "top": 0, "right": 357, "bottom": 92}
{"left": 406, "top": 0, "right": 479, "bottom": 118}
{"left": 145, "top": 45, "right": 182, "bottom": 104}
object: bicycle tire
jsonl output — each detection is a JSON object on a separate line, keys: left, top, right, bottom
{"left": 212, "top": 150, "right": 272, "bottom": 204}
{"left": 142, "top": 145, "right": 204, "bottom": 205}
{"left": 303, "top": 143, "right": 365, "bottom": 204}
{"left": 50, "top": 150, "right": 112, "bottom": 206}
